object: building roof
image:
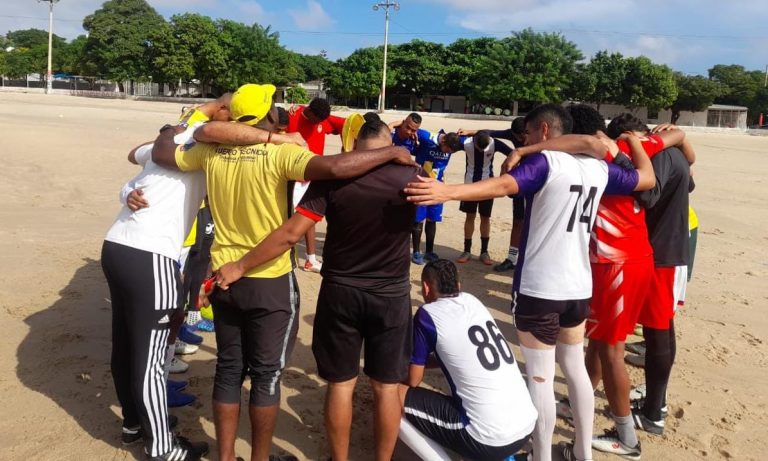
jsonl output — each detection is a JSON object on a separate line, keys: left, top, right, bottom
{"left": 708, "top": 104, "right": 748, "bottom": 111}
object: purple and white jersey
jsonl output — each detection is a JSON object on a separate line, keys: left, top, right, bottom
{"left": 509, "top": 151, "right": 638, "bottom": 300}
{"left": 411, "top": 293, "right": 537, "bottom": 446}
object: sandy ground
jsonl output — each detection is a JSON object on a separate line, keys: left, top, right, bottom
{"left": 1, "top": 92, "right": 767, "bottom": 460}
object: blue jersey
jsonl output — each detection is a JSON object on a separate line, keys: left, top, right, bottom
{"left": 412, "top": 129, "right": 462, "bottom": 182}
{"left": 392, "top": 128, "right": 426, "bottom": 154}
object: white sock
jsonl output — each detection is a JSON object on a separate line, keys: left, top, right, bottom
{"left": 163, "top": 344, "right": 174, "bottom": 382}
{"left": 398, "top": 417, "right": 452, "bottom": 461}
{"left": 521, "top": 345, "right": 556, "bottom": 461}
{"left": 508, "top": 246, "right": 519, "bottom": 264}
{"left": 306, "top": 254, "right": 318, "bottom": 264}
{"left": 556, "top": 342, "right": 594, "bottom": 461}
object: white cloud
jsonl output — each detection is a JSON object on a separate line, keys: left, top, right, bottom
{"left": 288, "top": 0, "right": 335, "bottom": 31}
{"left": 0, "top": 0, "right": 104, "bottom": 40}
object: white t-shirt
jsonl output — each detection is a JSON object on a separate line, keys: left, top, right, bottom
{"left": 508, "top": 151, "right": 638, "bottom": 300}
{"left": 105, "top": 128, "right": 206, "bottom": 262}
{"left": 411, "top": 293, "right": 538, "bottom": 446}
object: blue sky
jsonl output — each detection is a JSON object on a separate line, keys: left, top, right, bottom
{"left": 2, "top": 0, "right": 767, "bottom": 76}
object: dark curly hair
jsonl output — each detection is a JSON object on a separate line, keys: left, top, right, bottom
{"left": 422, "top": 259, "right": 460, "bottom": 297}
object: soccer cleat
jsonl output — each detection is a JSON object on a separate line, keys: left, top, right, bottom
{"left": 424, "top": 252, "right": 440, "bottom": 262}
{"left": 122, "top": 415, "right": 178, "bottom": 445}
{"left": 147, "top": 436, "right": 209, "bottom": 461}
{"left": 178, "top": 324, "right": 203, "bottom": 345}
{"left": 194, "top": 319, "right": 215, "bottom": 332}
{"left": 303, "top": 260, "right": 322, "bottom": 273}
{"left": 200, "top": 305, "right": 214, "bottom": 321}
{"left": 556, "top": 397, "right": 574, "bottom": 422}
{"left": 631, "top": 406, "right": 664, "bottom": 435}
{"left": 456, "top": 252, "right": 471, "bottom": 263}
{"left": 561, "top": 441, "right": 593, "bottom": 461}
{"left": 493, "top": 258, "right": 516, "bottom": 272}
{"left": 624, "top": 353, "right": 644, "bottom": 368}
{"left": 633, "top": 324, "right": 644, "bottom": 337}
{"left": 411, "top": 251, "right": 425, "bottom": 265}
{"left": 479, "top": 252, "right": 493, "bottom": 266}
{"left": 167, "top": 386, "right": 196, "bottom": 408}
{"left": 174, "top": 340, "right": 199, "bottom": 355}
{"left": 629, "top": 383, "right": 647, "bottom": 401}
{"left": 185, "top": 310, "right": 202, "bottom": 326}
{"left": 625, "top": 341, "right": 646, "bottom": 356}
{"left": 631, "top": 396, "right": 668, "bottom": 418}
{"left": 167, "top": 379, "right": 188, "bottom": 392}
{"left": 592, "top": 428, "right": 641, "bottom": 460}
{"left": 169, "top": 357, "right": 189, "bottom": 374}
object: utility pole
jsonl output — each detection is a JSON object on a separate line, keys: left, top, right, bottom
{"left": 40, "top": 0, "right": 60, "bottom": 94}
{"left": 373, "top": 1, "right": 399, "bottom": 113}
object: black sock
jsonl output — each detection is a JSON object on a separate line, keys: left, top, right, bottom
{"left": 463, "top": 239, "right": 472, "bottom": 253}
{"left": 412, "top": 222, "right": 423, "bottom": 253}
{"left": 425, "top": 221, "right": 436, "bottom": 254}
{"left": 481, "top": 237, "right": 490, "bottom": 254}
{"left": 642, "top": 321, "right": 675, "bottom": 420}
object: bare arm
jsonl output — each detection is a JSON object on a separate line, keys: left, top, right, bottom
{"left": 150, "top": 126, "right": 183, "bottom": 169}
{"left": 622, "top": 135, "right": 656, "bottom": 191}
{"left": 215, "top": 214, "right": 316, "bottom": 289}
{"left": 405, "top": 174, "right": 519, "bottom": 205}
{"left": 128, "top": 142, "right": 152, "bottom": 164}
{"left": 303, "top": 146, "right": 415, "bottom": 181}
{"left": 679, "top": 138, "right": 696, "bottom": 165}
{"left": 501, "top": 134, "right": 611, "bottom": 174}
{"left": 193, "top": 121, "right": 306, "bottom": 147}
{"left": 407, "top": 364, "right": 425, "bottom": 388}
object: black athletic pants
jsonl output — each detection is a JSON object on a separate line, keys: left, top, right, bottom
{"left": 101, "top": 240, "right": 180, "bottom": 457}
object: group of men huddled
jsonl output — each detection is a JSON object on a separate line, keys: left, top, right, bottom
{"left": 101, "top": 82, "right": 695, "bottom": 461}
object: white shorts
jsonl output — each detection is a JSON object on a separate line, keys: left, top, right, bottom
{"left": 293, "top": 181, "right": 310, "bottom": 209}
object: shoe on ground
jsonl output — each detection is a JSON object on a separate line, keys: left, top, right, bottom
{"left": 147, "top": 435, "right": 209, "bottom": 461}
{"left": 122, "top": 415, "right": 178, "bottom": 445}
{"left": 167, "top": 379, "right": 188, "bottom": 392}
{"left": 424, "top": 252, "right": 440, "bottom": 262}
{"left": 556, "top": 397, "right": 574, "bottom": 422}
{"left": 508, "top": 452, "right": 532, "bottom": 461}
{"left": 633, "top": 324, "right": 644, "bottom": 337}
{"left": 631, "top": 396, "right": 668, "bottom": 418}
{"left": 200, "top": 305, "right": 214, "bottom": 321}
{"left": 178, "top": 324, "right": 203, "bottom": 345}
{"left": 175, "top": 339, "right": 199, "bottom": 355}
{"left": 493, "top": 258, "right": 516, "bottom": 272}
{"left": 631, "top": 405, "right": 664, "bottom": 435}
{"left": 167, "top": 387, "right": 196, "bottom": 408}
{"left": 624, "top": 353, "right": 644, "bottom": 368}
{"left": 456, "top": 251, "right": 471, "bottom": 263}
{"left": 194, "top": 319, "right": 215, "bottom": 332}
{"left": 561, "top": 441, "right": 593, "bottom": 461}
{"left": 185, "top": 310, "right": 202, "bottom": 326}
{"left": 269, "top": 456, "right": 299, "bottom": 461}
{"left": 592, "top": 428, "right": 641, "bottom": 460}
{"left": 625, "top": 341, "right": 646, "bottom": 356}
{"left": 629, "top": 383, "right": 647, "bottom": 401}
{"left": 169, "top": 357, "right": 189, "bottom": 374}
{"left": 303, "top": 259, "right": 322, "bottom": 273}
{"left": 480, "top": 252, "right": 493, "bottom": 266}
{"left": 412, "top": 251, "right": 425, "bottom": 265}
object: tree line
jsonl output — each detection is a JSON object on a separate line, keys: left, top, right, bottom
{"left": 1, "top": 0, "right": 766, "bottom": 123}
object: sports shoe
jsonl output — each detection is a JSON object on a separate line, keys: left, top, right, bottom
{"left": 556, "top": 397, "right": 574, "bottom": 422}
{"left": 624, "top": 354, "right": 644, "bottom": 368}
{"left": 169, "top": 357, "right": 189, "bottom": 374}
{"left": 561, "top": 441, "right": 593, "bottom": 461}
{"left": 167, "top": 386, "right": 196, "bottom": 408}
{"left": 303, "top": 260, "right": 322, "bottom": 273}
{"left": 631, "top": 396, "right": 668, "bottom": 418}
{"left": 200, "top": 305, "right": 214, "bottom": 321}
{"left": 625, "top": 341, "right": 646, "bottom": 356}
{"left": 175, "top": 340, "right": 199, "bottom": 355}
{"left": 147, "top": 435, "right": 209, "bottom": 461}
{"left": 480, "top": 252, "right": 493, "bottom": 266}
{"left": 630, "top": 406, "right": 664, "bottom": 435}
{"left": 633, "top": 324, "right": 644, "bottom": 337}
{"left": 269, "top": 456, "right": 299, "bottom": 461}
{"left": 167, "top": 379, "right": 188, "bottom": 392}
{"left": 507, "top": 453, "right": 531, "bottom": 461}
{"left": 178, "top": 324, "right": 203, "bottom": 345}
{"left": 185, "top": 310, "right": 202, "bottom": 326}
{"left": 629, "top": 383, "right": 646, "bottom": 401}
{"left": 592, "top": 428, "right": 641, "bottom": 460}
{"left": 493, "top": 258, "right": 516, "bottom": 272}
{"left": 424, "top": 252, "right": 440, "bottom": 262}
{"left": 412, "top": 251, "right": 425, "bottom": 265}
{"left": 194, "top": 319, "right": 215, "bottom": 332}
{"left": 122, "top": 415, "right": 178, "bottom": 445}
{"left": 456, "top": 251, "right": 471, "bottom": 263}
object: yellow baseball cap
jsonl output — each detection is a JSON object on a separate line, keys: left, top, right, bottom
{"left": 230, "top": 83, "right": 276, "bottom": 126}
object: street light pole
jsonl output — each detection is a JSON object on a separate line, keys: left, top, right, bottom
{"left": 373, "top": 1, "right": 399, "bottom": 113}
{"left": 41, "top": 0, "right": 60, "bottom": 95}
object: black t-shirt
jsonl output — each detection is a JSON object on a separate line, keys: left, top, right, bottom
{"left": 298, "top": 163, "right": 422, "bottom": 296}
{"left": 635, "top": 147, "right": 690, "bottom": 267}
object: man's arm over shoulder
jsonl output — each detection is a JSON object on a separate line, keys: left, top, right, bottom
{"left": 302, "top": 145, "right": 416, "bottom": 181}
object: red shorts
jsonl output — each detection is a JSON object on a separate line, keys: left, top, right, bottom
{"left": 586, "top": 259, "right": 653, "bottom": 344}
{"left": 637, "top": 265, "right": 688, "bottom": 330}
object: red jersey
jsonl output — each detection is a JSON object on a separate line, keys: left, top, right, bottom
{"left": 590, "top": 134, "right": 665, "bottom": 264}
{"left": 287, "top": 105, "right": 345, "bottom": 155}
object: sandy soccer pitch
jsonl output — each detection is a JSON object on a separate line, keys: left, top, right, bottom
{"left": 1, "top": 92, "right": 766, "bottom": 460}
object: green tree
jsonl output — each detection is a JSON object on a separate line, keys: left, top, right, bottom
{"left": 6, "top": 29, "right": 65, "bottom": 49}
{"left": 389, "top": 40, "right": 448, "bottom": 97}
{"left": 443, "top": 37, "right": 498, "bottom": 95}
{"left": 58, "top": 35, "right": 98, "bottom": 76}
{"left": 4, "top": 49, "right": 35, "bottom": 79}
{"left": 294, "top": 53, "right": 333, "bottom": 82}
{"left": 670, "top": 73, "right": 726, "bottom": 123}
{"left": 147, "top": 22, "right": 194, "bottom": 95}
{"left": 470, "top": 29, "right": 583, "bottom": 106}
{"left": 169, "top": 13, "right": 225, "bottom": 97}
{"left": 573, "top": 51, "right": 627, "bottom": 110}
{"left": 326, "top": 47, "right": 390, "bottom": 108}
{"left": 82, "top": 0, "right": 166, "bottom": 90}
{"left": 619, "top": 56, "right": 677, "bottom": 112}
{"left": 285, "top": 86, "right": 310, "bottom": 104}
{"left": 708, "top": 64, "right": 768, "bottom": 124}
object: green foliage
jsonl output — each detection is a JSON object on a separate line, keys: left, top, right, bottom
{"left": 670, "top": 73, "right": 726, "bottom": 122}
{"left": 389, "top": 40, "right": 448, "bottom": 96}
{"left": 286, "top": 86, "right": 310, "bottom": 104}
{"left": 709, "top": 64, "right": 768, "bottom": 124}
{"left": 294, "top": 53, "right": 333, "bottom": 82}
{"left": 147, "top": 22, "right": 194, "bottom": 89}
{"left": 326, "top": 47, "right": 389, "bottom": 104}
{"left": 619, "top": 56, "right": 677, "bottom": 112}
{"left": 571, "top": 51, "right": 627, "bottom": 109}
{"left": 4, "top": 49, "right": 35, "bottom": 78}
{"left": 6, "top": 29, "right": 65, "bottom": 49}
{"left": 168, "top": 14, "right": 225, "bottom": 95}
{"left": 443, "top": 38, "right": 498, "bottom": 95}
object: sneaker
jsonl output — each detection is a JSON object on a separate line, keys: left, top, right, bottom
{"left": 147, "top": 435, "right": 208, "bottom": 461}
{"left": 167, "top": 379, "right": 188, "bottom": 392}
{"left": 175, "top": 340, "right": 199, "bottom": 355}
{"left": 167, "top": 386, "right": 196, "bottom": 408}
{"left": 625, "top": 341, "right": 646, "bottom": 356}
{"left": 303, "top": 260, "right": 322, "bottom": 273}
{"left": 169, "top": 357, "right": 189, "bottom": 374}
{"left": 493, "top": 258, "right": 516, "bottom": 272}
{"left": 629, "top": 383, "right": 647, "bottom": 401}
{"left": 185, "top": 310, "right": 202, "bottom": 326}
{"left": 456, "top": 251, "right": 471, "bottom": 263}
{"left": 631, "top": 396, "right": 668, "bottom": 418}
{"left": 508, "top": 453, "right": 531, "bottom": 461}
{"left": 556, "top": 397, "right": 574, "bottom": 422}
{"left": 200, "top": 305, "right": 214, "bottom": 321}
{"left": 479, "top": 252, "right": 493, "bottom": 266}
{"left": 561, "top": 441, "right": 593, "bottom": 461}
{"left": 122, "top": 415, "right": 178, "bottom": 445}
{"left": 412, "top": 251, "right": 425, "bottom": 265}
{"left": 633, "top": 324, "right": 644, "bottom": 337}
{"left": 424, "top": 252, "right": 440, "bottom": 262}
{"left": 624, "top": 354, "right": 644, "bottom": 368}
{"left": 194, "top": 319, "right": 215, "bottom": 332}
{"left": 592, "top": 428, "right": 641, "bottom": 460}
{"left": 630, "top": 406, "right": 664, "bottom": 435}
{"left": 269, "top": 456, "right": 299, "bottom": 461}
{"left": 178, "top": 324, "right": 203, "bottom": 345}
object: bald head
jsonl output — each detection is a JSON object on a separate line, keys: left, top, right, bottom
{"left": 354, "top": 119, "right": 392, "bottom": 150}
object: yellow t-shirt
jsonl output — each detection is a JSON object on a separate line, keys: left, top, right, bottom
{"left": 689, "top": 206, "right": 698, "bottom": 231}
{"left": 175, "top": 142, "right": 315, "bottom": 278}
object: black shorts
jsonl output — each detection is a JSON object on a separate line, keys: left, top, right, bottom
{"left": 404, "top": 387, "right": 529, "bottom": 460}
{"left": 459, "top": 199, "right": 494, "bottom": 217}
{"left": 312, "top": 281, "right": 411, "bottom": 383}
{"left": 512, "top": 196, "right": 526, "bottom": 220}
{"left": 512, "top": 292, "right": 590, "bottom": 346}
